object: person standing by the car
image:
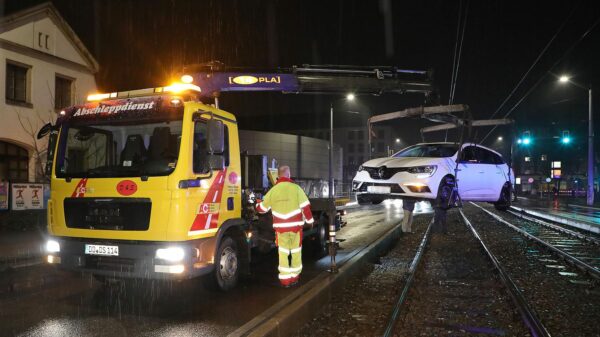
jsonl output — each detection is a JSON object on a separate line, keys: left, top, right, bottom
{"left": 256, "top": 166, "right": 314, "bottom": 287}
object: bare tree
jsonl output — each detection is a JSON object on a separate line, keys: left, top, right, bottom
{"left": 15, "top": 108, "right": 56, "bottom": 182}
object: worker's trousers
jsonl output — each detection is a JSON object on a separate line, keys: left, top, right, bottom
{"left": 276, "top": 231, "right": 302, "bottom": 286}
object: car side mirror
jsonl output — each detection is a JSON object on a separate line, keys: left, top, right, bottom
{"left": 207, "top": 119, "right": 224, "bottom": 154}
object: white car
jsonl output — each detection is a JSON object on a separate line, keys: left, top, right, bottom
{"left": 352, "top": 142, "right": 514, "bottom": 210}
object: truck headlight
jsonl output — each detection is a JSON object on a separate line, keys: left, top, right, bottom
{"left": 46, "top": 240, "right": 60, "bottom": 253}
{"left": 407, "top": 165, "right": 437, "bottom": 176}
{"left": 156, "top": 247, "right": 185, "bottom": 262}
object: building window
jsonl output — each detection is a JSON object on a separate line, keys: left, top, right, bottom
{"left": 348, "top": 143, "right": 355, "bottom": 153}
{"left": 348, "top": 156, "right": 354, "bottom": 165}
{"left": 377, "top": 129, "right": 385, "bottom": 138}
{"left": 357, "top": 142, "right": 364, "bottom": 153}
{"left": 0, "top": 141, "right": 29, "bottom": 182}
{"left": 541, "top": 154, "right": 547, "bottom": 161}
{"left": 524, "top": 156, "right": 531, "bottom": 162}
{"left": 348, "top": 130, "right": 354, "bottom": 140}
{"left": 6, "top": 62, "right": 30, "bottom": 105}
{"left": 55, "top": 75, "right": 73, "bottom": 109}
{"left": 357, "top": 130, "right": 364, "bottom": 140}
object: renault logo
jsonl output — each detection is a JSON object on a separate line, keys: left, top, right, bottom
{"left": 377, "top": 166, "right": 386, "bottom": 179}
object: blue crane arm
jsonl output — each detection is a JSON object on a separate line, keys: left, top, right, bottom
{"left": 181, "top": 63, "right": 435, "bottom": 98}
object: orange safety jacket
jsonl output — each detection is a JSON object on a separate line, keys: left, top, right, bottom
{"left": 256, "top": 177, "right": 314, "bottom": 233}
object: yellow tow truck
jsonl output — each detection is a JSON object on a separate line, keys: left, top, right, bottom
{"left": 39, "top": 82, "right": 345, "bottom": 290}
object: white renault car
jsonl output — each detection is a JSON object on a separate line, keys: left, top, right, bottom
{"left": 352, "top": 142, "right": 513, "bottom": 210}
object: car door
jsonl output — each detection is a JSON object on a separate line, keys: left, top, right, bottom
{"left": 474, "top": 147, "right": 508, "bottom": 201}
{"left": 456, "top": 145, "right": 485, "bottom": 200}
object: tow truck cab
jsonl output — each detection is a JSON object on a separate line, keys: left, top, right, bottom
{"left": 44, "top": 84, "right": 254, "bottom": 289}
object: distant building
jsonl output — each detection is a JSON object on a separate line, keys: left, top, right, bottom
{"left": 505, "top": 125, "right": 597, "bottom": 196}
{"left": 0, "top": 3, "right": 98, "bottom": 182}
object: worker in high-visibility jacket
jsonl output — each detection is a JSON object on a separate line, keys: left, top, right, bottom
{"left": 256, "top": 165, "right": 314, "bottom": 287}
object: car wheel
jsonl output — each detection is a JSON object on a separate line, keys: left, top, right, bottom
{"left": 435, "top": 176, "right": 456, "bottom": 210}
{"left": 494, "top": 184, "right": 511, "bottom": 211}
{"left": 205, "top": 236, "right": 239, "bottom": 291}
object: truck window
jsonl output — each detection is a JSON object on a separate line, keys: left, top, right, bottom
{"left": 193, "top": 121, "right": 230, "bottom": 173}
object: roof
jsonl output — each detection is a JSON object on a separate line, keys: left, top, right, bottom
{"left": 0, "top": 2, "right": 99, "bottom": 73}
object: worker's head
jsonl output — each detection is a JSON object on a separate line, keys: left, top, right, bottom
{"left": 278, "top": 165, "right": 291, "bottom": 178}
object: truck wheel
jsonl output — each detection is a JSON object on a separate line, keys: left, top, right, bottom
{"left": 312, "top": 222, "right": 328, "bottom": 256}
{"left": 494, "top": 185, "right": 511, "bottom": 211}
{"left": 206, "top": 236, "right": 239, "bottom": 291}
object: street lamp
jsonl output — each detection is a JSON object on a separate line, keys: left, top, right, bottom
{"left": 328, "top": 94, "right": 357, "bottom": 272}
{"left": 558, "top": 75, "right": 594, "bottom": 206}
{"left": 497, "top": 136, "right": 503, "bottom": 141}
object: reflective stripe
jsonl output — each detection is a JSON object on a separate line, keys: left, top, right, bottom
{"left": 278, "top": 247, "right": 290, "bottom": 254}
{"left": 273, "top": 221, "right": 304, "bottom": 228}
{"left": 329, "top": 232, "right": 336, "bottom": 236}
{"left": 305, "top": 217, "right": 314, "bottom": 224}
{"left": 278, "top": 265, "right": 303, "bottom": 273}
{"left": 290, "top": 246, "right": 302, "bottom": 253}
{"left": 272, "top": 209, "right": 301, "bottom": 219}
{"left": 299, "top": 200, "right": 310, "bottom": 208}
{"left": 278, "top": 273, "right": 299, "bottom": 280}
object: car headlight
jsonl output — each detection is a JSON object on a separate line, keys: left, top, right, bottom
{"left": 407, "top": 165, "right": 437, "bottom": 176}
{"left": 46, "top": 240, "right": 60, "bottom": 253}
{"left": 358, "top": 165, "right": 364, "bottom": 172}
{"left": 156, "top": 247, "right": 185, "bottom": 262}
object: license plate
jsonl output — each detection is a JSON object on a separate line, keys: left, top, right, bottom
{"left": 85, "top": 244, "right": 119, "bottom": 256}
{"left": 367, "top": 186, "right": 391, "bottom": 194}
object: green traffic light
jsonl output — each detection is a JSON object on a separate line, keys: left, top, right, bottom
{"left": 522, "top": 138, "right": 531, "bottom": 145}
{"left": 561, "top": 137, "right": 571, "bottom": 144}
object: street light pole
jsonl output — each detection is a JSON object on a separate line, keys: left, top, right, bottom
{"left": 559, "top": 75, "right": 594, "bottom": 206}
{"left": 588, "top": 86, "right": 594, "bottom": 206}
{"left": 328, "top": 102, "right": 338, "bottom": 273}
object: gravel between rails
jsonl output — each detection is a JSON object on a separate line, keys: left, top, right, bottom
{"left": 294, "top": 215, "right": 431, "bottom": 337}
{"left": 464, "top": 203, "right": 600, "bottom": 337}
{"left": 393, "top": 209, "right": 529, "bottom": 337}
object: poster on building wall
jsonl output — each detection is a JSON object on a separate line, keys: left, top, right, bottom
{"left": 0, "top": 182, "right": 8, "bottom": 210}
{"left": 11, "top": 184, "right": 45, "bottom": 210}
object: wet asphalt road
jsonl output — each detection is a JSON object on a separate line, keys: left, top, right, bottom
{"left": 1, "top": 201, "right": 427, "bottom": 337}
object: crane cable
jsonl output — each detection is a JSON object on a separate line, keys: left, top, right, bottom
{"left": 481, "top": 10, "right": 600, "bottom": 143}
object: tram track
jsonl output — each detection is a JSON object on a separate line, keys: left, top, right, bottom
{"left": 472, "top": 202, "right": 600, "bottom": 280}
{"left": 385, "top": 209, "right": 545, "bottom": 337}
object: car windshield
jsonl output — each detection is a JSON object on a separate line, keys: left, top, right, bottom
{"left": 393, "top": 144, "right": 458, "bottom": 158}
{"left": 56, "top": 118, "right": 183, "bottom": 178}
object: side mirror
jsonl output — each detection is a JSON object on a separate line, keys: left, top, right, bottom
{"left": 37, "top": 123, "right": 53, "bottom": 139}
{"left": 207, "top": 119, "right": 224, "bottom": 154}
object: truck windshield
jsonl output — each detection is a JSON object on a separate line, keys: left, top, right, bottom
{"left": 393, "top": 144, "right": 458, "bottom": 158}
{"left": 55, "top": 118, "right": 183, "bottom": 178}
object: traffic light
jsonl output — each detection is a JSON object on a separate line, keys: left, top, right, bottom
{"left": 561, "top": 130, "right": 571, "bottom": 144}
{"left": 522, "top": 131, "right": 531, "bottom": 145}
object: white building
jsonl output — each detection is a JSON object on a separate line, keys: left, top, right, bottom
{"left": 0, "top": 3, "right": 98, "bottom": 182}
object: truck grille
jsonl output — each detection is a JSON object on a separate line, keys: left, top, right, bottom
{"left": 64, "top": 198, "right": 151, "bottom": 231}
{"left": 85, "top": 256, "right": 135, "bottom": 273}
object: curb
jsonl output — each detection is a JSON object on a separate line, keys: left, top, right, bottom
{"left": 510, "top": 206, "right": 600, "bottom": 234}
{"left": 228, "top": 220, "right": 407, "bottom": 337}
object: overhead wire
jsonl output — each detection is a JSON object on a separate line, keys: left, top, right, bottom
{"left": 446, "top": 0, "right": 468, "bottom": 141}
{"left": 486, "top": 5, "right": 578, "bottom": 122}
{"left": 481, "top": 10, "right": 600, "bottom": 143}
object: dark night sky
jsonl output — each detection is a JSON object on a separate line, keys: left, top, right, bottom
{"left": 3, "top": 0, "right": 600, "bottom": 148}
